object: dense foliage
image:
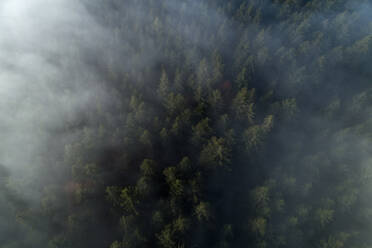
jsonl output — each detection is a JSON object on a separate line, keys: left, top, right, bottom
{"left": 2, "top": 0, "right": 372, "bottom": 247}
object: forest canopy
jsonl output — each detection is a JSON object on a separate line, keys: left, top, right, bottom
{"left": 1, "top": 0, "right": 372, "bottom": 247}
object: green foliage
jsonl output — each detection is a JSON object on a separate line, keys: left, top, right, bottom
{"left": 195, "top": 202, "right": 212, "bottom": 222}
{"left": 232, "top": 87, "right": 255, "bottom": 123}
{"left": 251, "top": 217, "right": 267, "bottom": 237}
{"left": 199, "top": 137, "right": 231, "bottom": 168}
{"left": 9, "top": 0, "right": 372, "bottom": 248}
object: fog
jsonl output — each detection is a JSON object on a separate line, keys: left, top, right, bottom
{"left": 0, "top": 0, "right": 103, "bottom": 169}
{"left": 0, "top": 0, "right": 371, "bottom": 247}
{"left": 0, "top": 0, "right": 234, "bottom": 172}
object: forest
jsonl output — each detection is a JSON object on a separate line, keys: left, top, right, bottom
{"left": 1, "top": 0, "right": 372, "bottom": 247}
